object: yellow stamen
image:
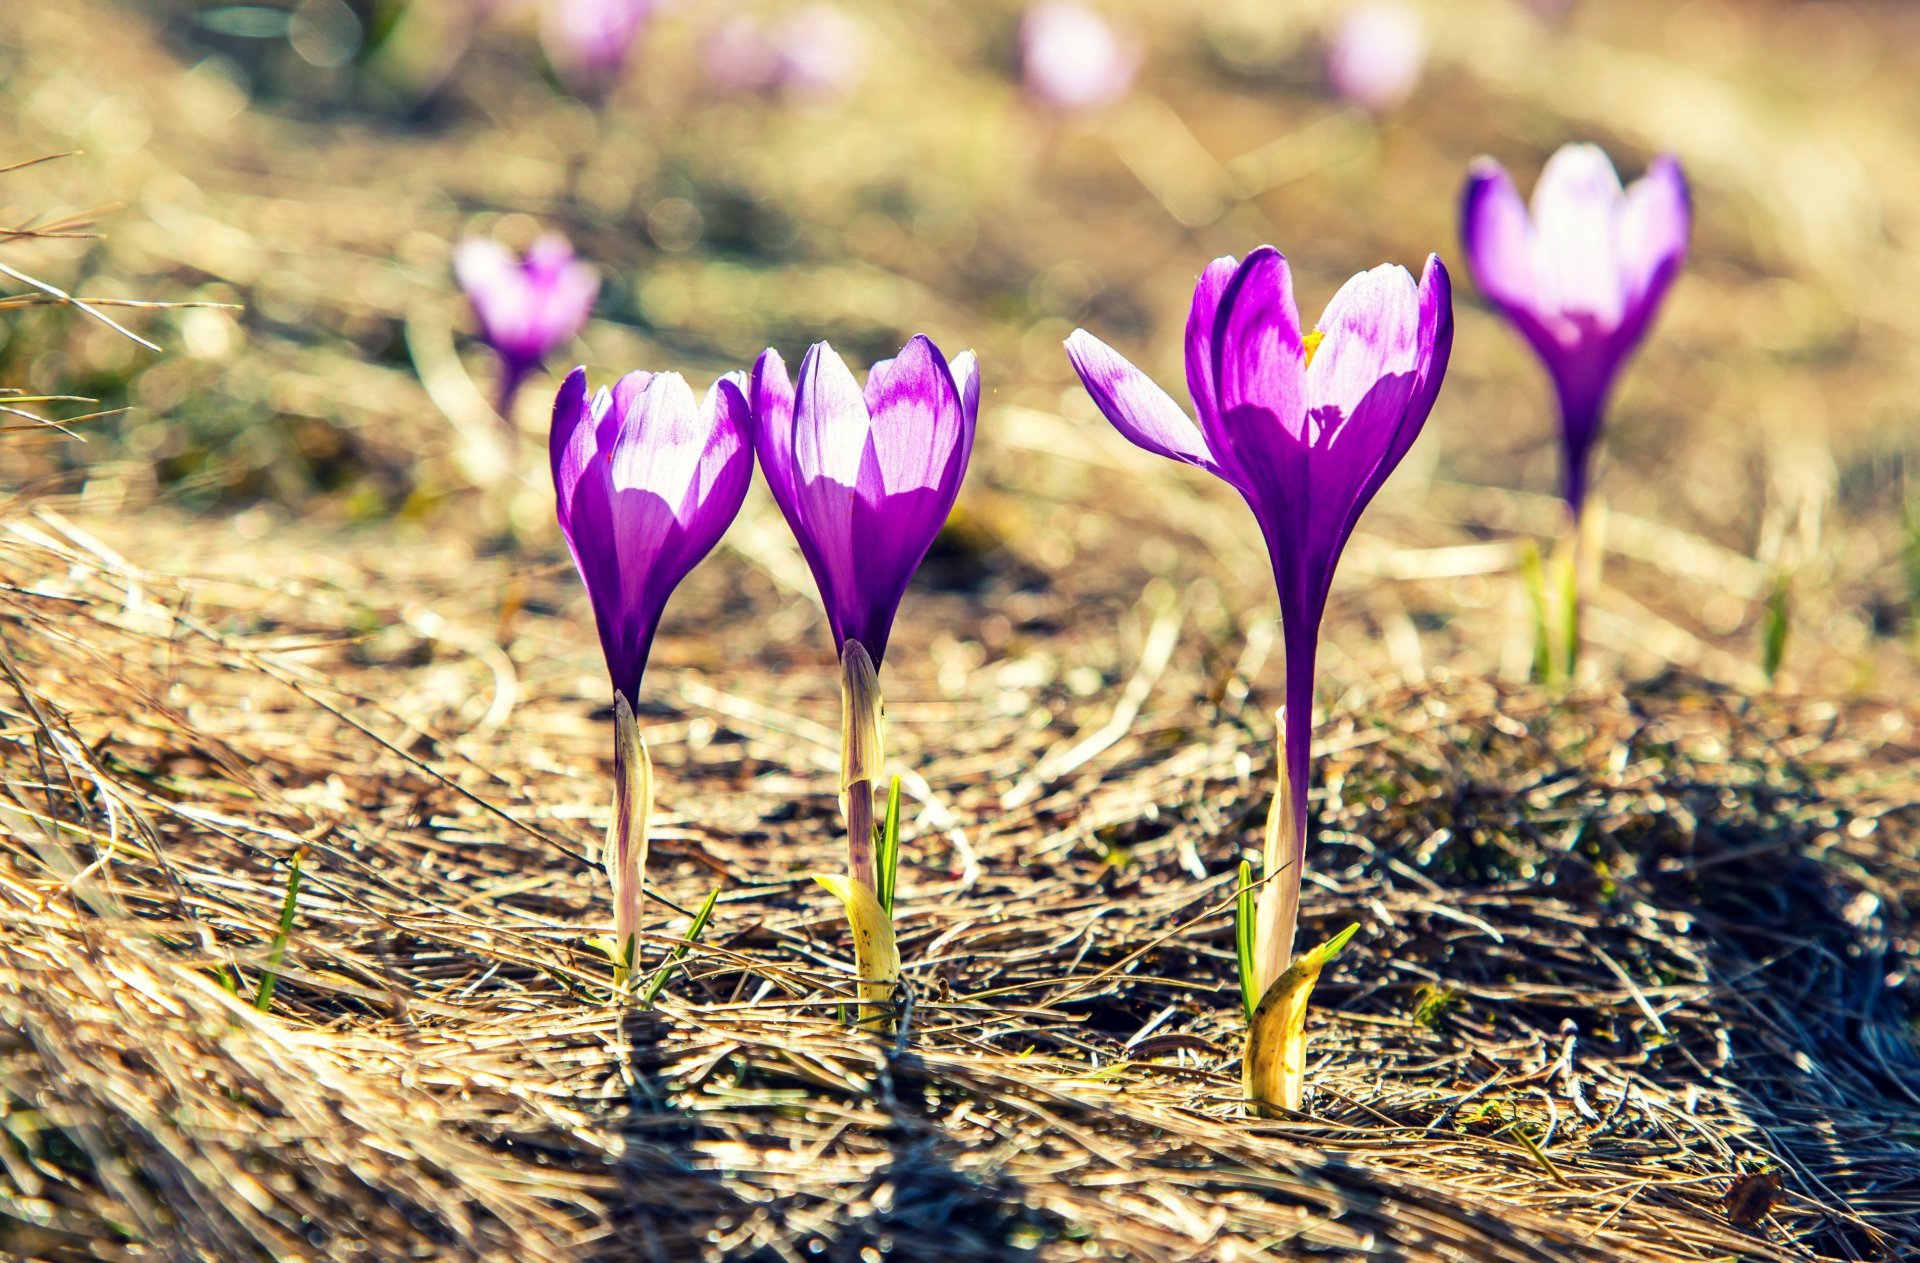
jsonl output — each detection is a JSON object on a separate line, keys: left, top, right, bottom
{"left": 1302, "top": 329, "right": 1325, "bottom": 368}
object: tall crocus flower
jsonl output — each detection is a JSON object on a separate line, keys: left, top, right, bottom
{"left": 456, "top": 235, "right": 599, "bottom": 417}
{"left": 541, "top": 0, "right": 653, "bottom": 94}
{"left": 1066, "top": 247, "right": 1452, "bottom": 1110}
{"left": 551, "top": 366, "right": 753, "bottom": 983}
{"left": 1461, "top": 144, "right": 1690, "bottom": 518}
{"left": 751, "top": 336, "right": 978, "bottom": 1021}
{"left": 1020, "top": 1, "right": 1139, "bottom": 114}
{"left": 1326, "top": 2, "right": 1426, "bottom": 116}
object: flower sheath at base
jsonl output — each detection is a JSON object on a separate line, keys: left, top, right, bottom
{"left": 456, "top": 235, "right": 599, "bottom": 416}
{"left": 1067, "top": 246, "right": 1451, "bottom": 1106}
{"left": 1461, "top": 144, "right": 1690, "bottom": 518}
{"left": 550, "top": 366, "right": 753, "bottom": 979}
{"left": 750, "top": 335, "right": 979, "bottom": 897}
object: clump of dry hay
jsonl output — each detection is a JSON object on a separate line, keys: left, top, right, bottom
{"left": 1, "top": 496, "right": 1915, "bottom": 1263}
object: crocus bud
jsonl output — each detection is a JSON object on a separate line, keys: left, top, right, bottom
{"left": 1020, "top": 1, "right": 1139, "bottom": 114}
{"left": 456, "top": 235, "right": 599, "bottom": 414}
{"left": 551, "top": 366, "right": 754, "bottom": 705}
{"left": 1326, "top": 1, "right": 1425, "bottom": 116}
{"left": 553, "top": 365, "right": 753, "bottom": 980}
{"left": 704, "top": 6, "right": 867, "bottom": 101}
{"left": 1461, "top": 144, "right": 1690, "bottom": 516}
{"left": 749, "top": 335, "right": 979, "bottom": 669}
{"left": 542, "top": 0, "right": 653, "bottom": 94}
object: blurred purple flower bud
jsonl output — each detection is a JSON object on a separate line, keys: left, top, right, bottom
{"left": 1021, "top": 1, "right": 1139, "bottom": 114}
{"left": 542, "top": 0, "right": 653, "bottom": 92}
{"left": 750, "top": 335, "right": 979, "bottom": 666}
{"left": 1461, "top": 143, "right": 1690, "bottom": 514}
{"left": 456, "top": 234, "right": 600, "bottom": 412}
{"left": 705, "top": 6, "right": 866, "bottom": 102}
{"left": 550, "top": 367, "right": 755, "bottom": 702}
{"left": 1326, "top": 2, "right": 1426, "bottom": 115}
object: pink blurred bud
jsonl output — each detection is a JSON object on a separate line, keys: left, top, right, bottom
{"left": 1326, "top": 2, "right": 1426, "bottom": 115}
{"left": 1020, "top": 2, "right": 1139, "bottom": 114}
{"left": 772, "top": 6, "right": 867, "bottom": 101}
{"left": 542, "top": 0, "right": 653, "bottom": 92}
{"left": 704, "top": 6, "right": 866, "bottom": 102}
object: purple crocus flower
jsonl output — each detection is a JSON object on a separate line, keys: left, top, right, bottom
{"left": 749, "top": 336, "right": 979, "bottom": 669}
{"left": 1461, "top": 144, "right": 1690, "bottom": 515}
{"left": 551, "top": 363, "right": 752, "bottom": 980}
{"left": 1326, "top": 2, "right": 1425, "bottom": 116}
{"left": 751, "top": 335, "right": 978, "bottom": 895}
{"left": 1020, "top": 1, "right": 1139, "bottom": 114}
{"left": 551, "top": 366, "right": 754, "bottom": 705}
{"left": 541, "top": 0, "right": 654, "bottom": 94}
{"left": 1066, "top": 247, "right": 1451, "bottom": 1003}
{"left": 456, "top": 235, "right": 599, "bottom": 415}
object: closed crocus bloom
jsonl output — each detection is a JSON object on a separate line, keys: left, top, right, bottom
{"left": 456, "top": 235, "right": 599, "bottom": 415}
{"left": 542, "top": 0, "right": 653, "bottom": 93}
{"left": 1021, "top": 1, "right": 1139, "bottom": 113}
{"left": 551, "top": 366, "right": 753, "bottom": 979}
{"left": 1326, "top": 1, "right": 1425, "bottom": 115}
{"left": 1067, "top": 246, "right": 1451, "bottom": 1110}
{"left": 751, "top": 336, "right": 978, "bottom": 670}
{"left": 751, "top": 335, "right": 977, "bottom": 944}
{"left": 1461, "top": 144, "right": 1690, "bottom": 516}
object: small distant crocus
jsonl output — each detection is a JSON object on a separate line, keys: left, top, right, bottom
{"left": 1021, "top": 1, "right": 1139, "bottom": 114}
{"left": 1461, "top": 144, "right": 1690, "bottom": 518}
{"left": 456, "top": 235, "right": 599, "bottom": 417}
{"left": 542, "top": 0, "right": 653, "bottom": 94}
{"left": 1326, "top": 1, "right": 1426, "bottom": 115}
{"left": 704, "top": 6, "right": 867, "bottom": 102}
{"left": 551, "top": 365, "right": 754, "bottom": 982}
{"left": 751, "top": 335, "right": 977, "bottom": 1014}
{"left": 1067, "top": 247, "right": 1452, "bottom": 1110}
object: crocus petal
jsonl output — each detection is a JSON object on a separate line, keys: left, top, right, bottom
{"left": 550, "top": 365, "right": 595, "bottom": 515}
{"left": 1184, "top": 254, "right": 1241, "bottom": 432}
{"left": 1618, "top": 154, "right": 1690, "bottom": 345}
{"left": 949, "top": 350, "right": 980, "bottom": 459}
{"left": 862, "top": 334, "right": 963, "bottom": 498}
{"left": 1529, "top": 143, "right": 1628, "bottom": 327}
{"left": 1065, "top": 329, "right": 1214, "bottom": 470}
{"left": 1209, "top": 247, "right": 1309, "bottom": 492}
{"left": 1460, "top": 159, "right": 1536, "bottom": 315}
{"left": 454, "top": 238, "right": 517, "bottom": 313}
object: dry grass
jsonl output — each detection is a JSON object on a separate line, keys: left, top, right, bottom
{"left": 3, "top": 0, "right": 1920, "bottom": 1259}
{"left": 1, "top": 502, "right": 1914, "bottom": 1262}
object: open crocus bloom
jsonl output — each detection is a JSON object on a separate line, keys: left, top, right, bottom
{"left": 456, "top": 235, "right": 599, "bottom": 409}
{"left": 750, "top": 335, "right": 979, "bottom": 668}
{"left": 551, "top": 367, "right": 754, "bottom": 706}
{"left": 1067, "top": 247, "right": 1451, "bottom": 1011}
{"left": 1462, "top": 144, "right": 1690, "bottom": 514}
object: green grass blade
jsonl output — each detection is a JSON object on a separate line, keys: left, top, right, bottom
{"left": 254, "top": 850, "right": 304, "bottom": 1012}
{"left": 1558, "top": 547, "right": 1580, "bottom": 683}
{"left": 1762, "top": 571, "right": 1790, "bottom": 684}
{"left": 1235, "top": 859, "right": 1258, "bottom": 1022}
{"left": 1520, "top": 540, "right": 1550, "bottom": 683}
{"left": 640, "top": 886, "right": 720, "bottom": 1006}
{"left": 876, "top": 774, "right": 903, "bottom": 916}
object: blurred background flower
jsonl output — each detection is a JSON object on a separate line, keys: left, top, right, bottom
{"left": 542, "top": 0, "right": 654, "bottom": 93}
{"left": 1325, "top": 1, "right": 1426, "bottom": 116}
{"left": 1020, "top": 1, "right": 1138, "bottom": 113}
